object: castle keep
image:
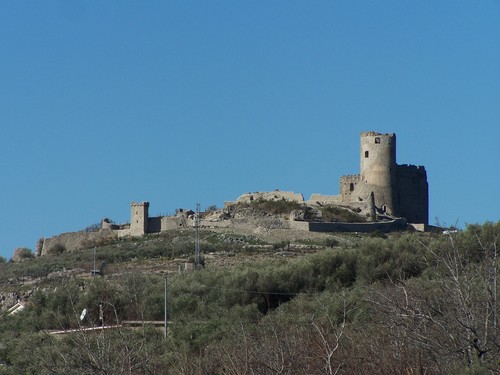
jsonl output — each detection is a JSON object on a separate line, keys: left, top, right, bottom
{"left": 39, "top": 131, "right": 429, "bottom": 255}
{"left": 338, "top": 131, "right": 428, "bottom": 224}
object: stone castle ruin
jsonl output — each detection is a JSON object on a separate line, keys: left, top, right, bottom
{"left": 40, "top": 131, "right": 428, "bottom": 256}
{"left": 318, "top": 131, "right": 428, "bottom": 224}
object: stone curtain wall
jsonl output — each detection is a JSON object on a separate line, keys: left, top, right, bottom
{"left": 41, "top": 229, "right": 117, "bottom": 256}
{"left": 149, "top": 215, "right": 196, "bottom": 232}
{"left": 309, "top": 218, "right": 407, "bottom": 233}
{"left": 308, "top": 194, "right": 342, "bottom": 205}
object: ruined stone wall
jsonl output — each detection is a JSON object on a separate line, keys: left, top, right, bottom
{"left": 41, "top": 229, "right": 117, "bottom": 256}
{"left": 235, "top": 191, "right": 304, "bottom": 204}
{"left": 227, "top": 217, "right": 291, "bottom": 231}
{"left": 116, "top": 228, "right": 131, "bottom": 238}
{"left": 339, "top": 174, "right": 361, "bottom": 202}
{"left": 288, "top": 220, "right": 310, "bottom": 231}
{"left": 161, "top": 216, "right": 190, "bottom": 230}
{"left": 396, "top": 165, "right": 428, "bottom": 224}
{"left": 308, "top": 193, "right": 342, "bottom": 205}
{"left": 147, "top": 214, "right": 194, "bottom": 232}
{"left": 200, "top": 219, "right": 232, "bottom": 229}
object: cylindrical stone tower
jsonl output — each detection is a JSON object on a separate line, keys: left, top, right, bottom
{"left": 359, "top": 131, "right": 397, "bottom": 215}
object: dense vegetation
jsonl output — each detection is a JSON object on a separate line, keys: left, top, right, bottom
{"left": 319, "top": 205, "right": 366, "bottom": 223}
{"left": 0, "top": 222, "right": 498, "bottom": 374}
{"left": 236, "top": 199, "right": 367, "bottom": 222}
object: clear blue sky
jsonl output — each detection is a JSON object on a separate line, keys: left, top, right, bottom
{"left": 1, "top": 1, "right": 499, "bottom": 259}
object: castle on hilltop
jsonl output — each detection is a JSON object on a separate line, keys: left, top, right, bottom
{"left": 39, "top": 131, "right": 428, "bottom": 256}
{"left": 347, "top": 131, "right": 428, "bottom": 224}
{"left": 235, "top": 131, "right": 428, "bottom": 225}
{"left": 327, "top": 131, "right": 428, "bottom": 224}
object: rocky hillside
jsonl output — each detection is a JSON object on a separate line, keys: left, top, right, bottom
{"left": 0, "top": 222, "right": 358, "bottom": 312}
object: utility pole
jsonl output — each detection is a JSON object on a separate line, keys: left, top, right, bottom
{"left": 164, "top": 274, "right": 168, "bottom": 339}
{"left": 194, "top": 203, "right": 201, "bottom": 269}
{"left": 93, "top": 247, "right": 96, "bottom": 277}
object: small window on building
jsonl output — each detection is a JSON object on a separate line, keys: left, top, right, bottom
{"left": 349, "top": 183, "right": 354, "bottom": 192}
{"left": 375, "top": 137, "right": 380, "bottom": 144}
{"left": 365, "top": 151, "right": 369, "bottom": 158}
{"left": 382, "top": 205, "right": 387, "bottom": 213}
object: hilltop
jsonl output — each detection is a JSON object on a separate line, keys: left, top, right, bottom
{"left": 23, "top": 131, "right": 428, "bottom": 259}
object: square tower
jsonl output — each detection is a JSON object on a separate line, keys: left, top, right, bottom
{"left": 130, "top": 201, "right": 149, "bottom": 236}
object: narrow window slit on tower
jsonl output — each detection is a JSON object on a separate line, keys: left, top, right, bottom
{"left": 375, "top": 137, "right": 380, "bottom": 144}
{"left": 365, "top": 151, "right": 369, "bottom": 158}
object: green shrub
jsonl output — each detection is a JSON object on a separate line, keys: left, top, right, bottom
{"left": 320, "top": 206, "right": 366, "bottom": 223}
{"left": 324, "top": 237, "right": 340, "bottom": 248}
{"left": 357, "top": 235, "right": 425, "bottom": 283}
{"left": 46, "top": 244, "right": 66, "bottom": 256}
{"left": 369, "top": 230, "right": 387, "bottom": 239}
{"left": 14, "top": 248, "right": 34, "bottom": 261}
{"left": 245, "top": 198, "right": 302, "bottom": 215}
